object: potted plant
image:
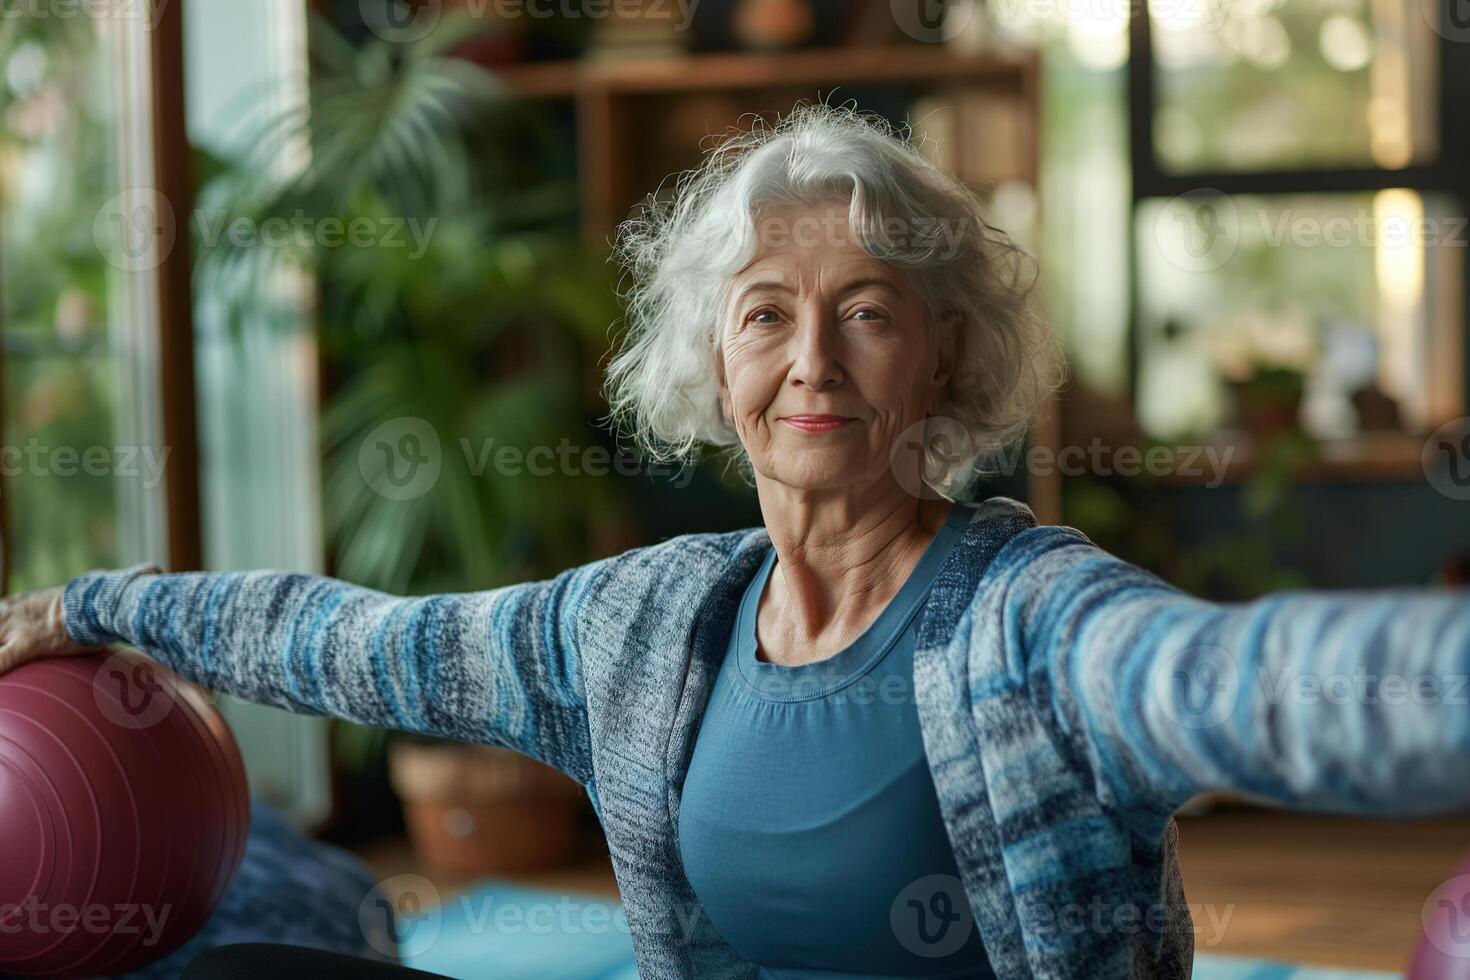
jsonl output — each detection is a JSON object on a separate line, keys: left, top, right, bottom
{"left": 1201, "top": 307, "right": 1316, "bottom": 442}
{"left": 388, "top": 737, "right": 584, "bottom": 875}
{"left": 1226, "top": 365, "right": 1306, "bottom": 442}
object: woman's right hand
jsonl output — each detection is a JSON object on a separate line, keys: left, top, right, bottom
{"left": 0, "top": 586, "right": 108, "bottom": 677}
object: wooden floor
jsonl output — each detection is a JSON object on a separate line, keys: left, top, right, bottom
{"left": 1176, "top": 807, "right": 1470, "bottom": 972}
{"left": 359, "top": 806, "right": 1470, "bottom": 973}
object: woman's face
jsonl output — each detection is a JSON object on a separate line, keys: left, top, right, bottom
{"left": 716, "top": 200, "right": 956, "bottom": 494}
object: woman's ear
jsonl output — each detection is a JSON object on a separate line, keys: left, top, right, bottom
{"left": 932, "top": 311, "right": 961, "bottom": 390}
{"left": 713, "top": 345, "right": 734, "bottom": 427}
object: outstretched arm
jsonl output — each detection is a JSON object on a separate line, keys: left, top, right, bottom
{"left": 59, "top": 558, "right": 615, "bottom": 784}
{"left": 988, "top": 526, "right": 1470, "bottom": 819}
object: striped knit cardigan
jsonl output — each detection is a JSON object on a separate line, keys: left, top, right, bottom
{"left": 62, "top": 496, "right": 1470, "bottom": 978}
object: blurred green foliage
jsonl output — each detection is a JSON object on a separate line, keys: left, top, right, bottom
{"left": 196, "top": 12, "right": 629, "bottom": 598}
{"left": 1064, "top": 423, "right": 1318, "bottom": 601}
{"left": 195, "top": 14, "right": 633, "bottom": 766}
{"left": 0, "top": 15, "right": 122, "bottom": 592}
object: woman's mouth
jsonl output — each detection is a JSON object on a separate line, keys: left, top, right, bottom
{"left": 779, "top": 415, "right": 856, "bottom": 433}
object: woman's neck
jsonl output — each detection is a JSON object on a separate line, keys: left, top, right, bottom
{"left": 754, "top": 487, "right": 955, "bottom": 664}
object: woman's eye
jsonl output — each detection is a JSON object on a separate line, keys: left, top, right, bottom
{"left": 850, "top": 307, "right": 887, "bottom": 322}
{"left": 749, "top": 309, "right": 781, "bottom": 325}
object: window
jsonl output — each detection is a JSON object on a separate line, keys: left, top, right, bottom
{"left": 0, "top": 9, "right": 193, "bottom": 591}
{"left": 1127, "top": 0, "right": 1466, "bottom": 459}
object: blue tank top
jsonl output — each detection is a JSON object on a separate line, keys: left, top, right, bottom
{"left": 677, "top": 501, "right": 993, "bottom": 979}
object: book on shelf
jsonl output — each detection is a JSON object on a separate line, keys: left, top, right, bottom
{"left": 842, "top": 0, "right": 902, "bottom": 46}
{"left": 910, "top": 88, "right": 1031, "bottom": 187}
{"left": 584, "top": 1, "right": 690, "bottom": 62}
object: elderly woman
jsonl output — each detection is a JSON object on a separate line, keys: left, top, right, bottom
{"left": 5, "top": 104, "right": 1470, "bottom": 980}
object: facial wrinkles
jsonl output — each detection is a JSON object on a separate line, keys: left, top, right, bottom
{"left": 719, "top": 231, "right": 941, "bottom": 481}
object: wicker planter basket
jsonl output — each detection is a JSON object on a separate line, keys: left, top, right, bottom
{"left": 388, "top": 742, "right": 583, "bottom": 876}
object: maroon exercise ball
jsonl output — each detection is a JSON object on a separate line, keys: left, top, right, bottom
{"left": 1409, "top": 850, "right": 1470, "bottom": 979}
{"left": 0, "top": 648, "right": 249, "bottom": 979}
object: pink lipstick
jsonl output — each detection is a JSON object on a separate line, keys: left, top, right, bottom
{"left": 780, "top": 415, "right": 855, "bottom": 433}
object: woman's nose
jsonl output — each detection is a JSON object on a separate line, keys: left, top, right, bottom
{"left": 788, "top": 314, "right": 843, "bottom": 391}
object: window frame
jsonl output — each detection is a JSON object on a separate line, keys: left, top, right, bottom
{"left": 1124, "top": 0, "right": 1470, "bottom": 444}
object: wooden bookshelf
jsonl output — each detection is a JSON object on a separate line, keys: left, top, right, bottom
{"left": 492, "top": 46, "right": 1039, "bottom": 244}
{"left": 495, "top": 46, "right": 1034, "bottom": 98}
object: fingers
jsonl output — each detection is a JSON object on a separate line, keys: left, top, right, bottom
{"left": 0, "top": 586, "right": 89, "bottom": 677}
{"left": 0, "top": 636, "right": 37, "bottom": 677}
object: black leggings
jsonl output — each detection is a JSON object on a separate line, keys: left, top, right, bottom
{"left": 183, "top": 943, "right": 452, "bottom": 979}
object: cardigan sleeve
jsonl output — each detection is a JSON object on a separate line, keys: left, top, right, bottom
{"left": 992, "top": 525, "right": 1470, "bottom": 818}
{"left": 60, "top": 558, "right": 615, "bottom": 785}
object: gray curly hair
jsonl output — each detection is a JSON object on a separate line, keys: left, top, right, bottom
{"left": 602, "top": 101, "right": 1065, "bottom": 496}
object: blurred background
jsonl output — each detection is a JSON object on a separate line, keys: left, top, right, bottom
{"left": 2, "top": 0, "right": 1469, "bottom": 976}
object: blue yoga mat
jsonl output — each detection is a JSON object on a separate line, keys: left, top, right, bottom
{"left": 398, "top": 882, "right": 638, "bottom": 980}
{"left": 399, "top": 885, "right": 1399, "bottom": 980}
{"left": 1190, "top": 953, "right": 1399, "bottom": 980}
